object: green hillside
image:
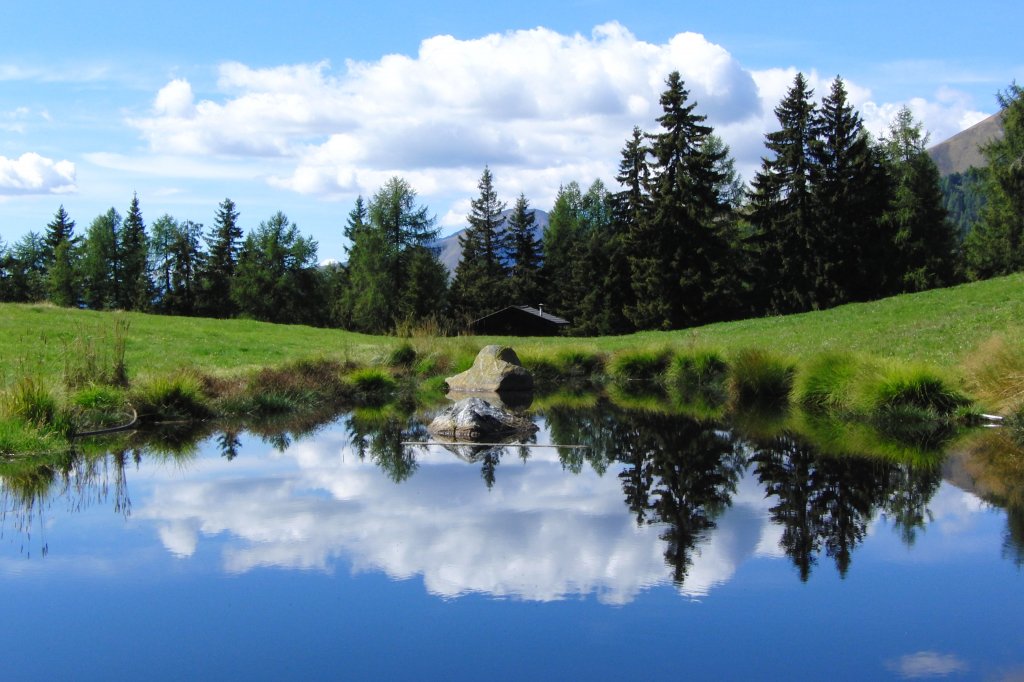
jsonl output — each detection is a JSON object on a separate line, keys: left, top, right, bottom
{"left": 3, "top": 273, "right": 1022, "bottom": 389}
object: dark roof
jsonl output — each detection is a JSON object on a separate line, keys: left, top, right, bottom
{"left": 472, "top": 305, "right": 570, "bottom": 327}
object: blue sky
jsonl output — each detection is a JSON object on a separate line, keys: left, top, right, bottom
{"left": 2, "top": 1, "right": 1021, "bottom": 261}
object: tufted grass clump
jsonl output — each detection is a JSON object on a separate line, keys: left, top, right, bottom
{"left": 860, "top": 364, "right": 971, "bottom": 417}
{"left": 607, "top": 349, "right": 672, "bottom": 383}
{"left": 387, "top": 342, "right": 418, "bottom": 369}
{"left": 348, "top": 368, "right": 397, "bottom": 406}
{"left": 728, "top": 349, "right": 796, "bottom": 409}
{"left": 132, "top": 372, "right": 212, "bottom": 422}
{"left": 794, "top": 352, "right": 863, "bottom": 413}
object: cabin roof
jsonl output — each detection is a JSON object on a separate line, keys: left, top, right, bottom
{"left": 472, "top": 305, "right": 570, "bottom": 327}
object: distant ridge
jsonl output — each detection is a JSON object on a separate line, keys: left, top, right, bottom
{"left": 432, "top": 208, "right": 550, "bottom": 274}
{"left": 927, "top": 112, "right": 1004, "bottom": 176}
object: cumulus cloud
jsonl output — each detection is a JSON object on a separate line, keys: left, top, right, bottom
{"left": 126, "top": 22, "right": 994, "bottom": 217}
{"left": 129, "top": 22, "right": 762, "bottom": 205}
{"left": 0, "top": 152, "right": 76, "bottom": 195}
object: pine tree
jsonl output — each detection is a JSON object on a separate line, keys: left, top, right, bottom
{"left": 504, "top": 193, "right": 544, "bottom": 307}
{"left": 965, "top": 83, "right": 1024, "bottom": 278}
{"left": 200, "top": 198, "right": 243, "bottom": 317}
{"left": 151, "top": 215, "right": 205, "bottom": 315}
{"left": 627, "top": 71, "right": 728, "bottom": 329}
{"left": 449, "top": 167, "right": 509, "bottom": 323}
{"left": 749, "top": 73, "right": 819, "bottom": 314}
{"left": 120, "top": 193, "right": 152, "bottom": 310}
{"left": 881, "top": 106, "right": 961, "bottom": 292}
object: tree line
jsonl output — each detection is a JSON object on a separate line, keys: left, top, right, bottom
{"left": 1, "top": 75, "right": 1021, "bottom": 335}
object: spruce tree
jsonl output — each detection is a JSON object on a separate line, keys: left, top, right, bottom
{"left": 627, "top": 71, "right": 728, "bottom": 329}
{"left": 45, "top": 205, "right": 79, "bottom": 306}
{"left": 200, "top": 198, "right": 243, "bottom": 317}
{"left": 449, "top": 166, "right": 508, "bottom": 323}
{"left": 504, "top": 193, "right": 544, "bottom": 307}
{"left": 120, "top": 193, "right": 152, "bottom": 310}
{"left": 881, "top": 106, "right": 961, "bottom": 292}
{"left": 810, "top": 77, "right": 889, "bottom": 304}
{"left": 749, "top": 73, "right": 819, "bottom": 314}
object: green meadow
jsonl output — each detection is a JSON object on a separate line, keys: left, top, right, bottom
{"left": 2, "top": 272, "right": 1024, "bottom": 456}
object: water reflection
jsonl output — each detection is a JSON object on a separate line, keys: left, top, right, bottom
{"left": 0, "top": 398, "right": 1020, "bottom": 603}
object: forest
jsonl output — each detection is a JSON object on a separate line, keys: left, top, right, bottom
{"left": 1, "top": 74, "right": 1021, "bottom": 336}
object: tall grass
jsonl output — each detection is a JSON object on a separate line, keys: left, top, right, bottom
{"left": 728, "top": 349, "right": 796, "bottom": 409}
{"left": 964, "top": 333, "right": 1024, "bottom": 414}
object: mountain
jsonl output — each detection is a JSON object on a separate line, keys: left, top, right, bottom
{"left": 432, "top": 208, "right": 550, "bottom": 274}
{"left": 927, "top": 112, "right": 1004, "bottom": 176}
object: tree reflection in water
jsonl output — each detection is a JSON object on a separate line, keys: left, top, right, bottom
{"left": 1, "top": 397, "right": 1020, "bottom": 587}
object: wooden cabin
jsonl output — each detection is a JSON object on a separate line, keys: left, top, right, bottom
{"left": 470, "top": 305, "right": 570, "bottom": 336}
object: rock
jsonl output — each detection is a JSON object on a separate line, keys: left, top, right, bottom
{"left": 428, "top": 397, "right": 538, "bottom": 441}
{"left": 445, "top": 345, "right": 534, "bottom": 393}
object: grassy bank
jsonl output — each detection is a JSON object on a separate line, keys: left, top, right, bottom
{"left": 2, "top": 273, "right": 1024, "bottom": 455}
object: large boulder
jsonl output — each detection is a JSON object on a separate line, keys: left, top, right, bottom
{"left": 445, "top": 345, "right": 534, "bottom": 393}
{"left": 428, "top": 397, "right": 538, "bottom": 441}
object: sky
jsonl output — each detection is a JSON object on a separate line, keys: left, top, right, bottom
{"left": 2, "top": 0, "right": 1021, "bottom": 262}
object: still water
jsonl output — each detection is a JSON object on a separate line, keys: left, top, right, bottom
{"left": 0, "top": 401, "right": 1021, "bottom": 680}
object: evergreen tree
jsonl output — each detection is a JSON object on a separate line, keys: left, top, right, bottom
{"left": 541, "top": 181, "right": 585, "bottom": 321}
{"left": 749, "top": 73, "right": 819, "bottom": 314}
{"left": 200, "top": 198, "right": 243, "bottom": 317}
{"left": 504, "top": 193, "right": 544, "bottom": 307}
{"left": 44, "top": 205, "right": 79, "bottom": 307}
{"left": 232, "top": 211, "right": 323, "bottom": 324}
{"left": 2, "top": 232, "right": 48, "bottom": 302}
{"left": 449, "top": 166, "right": 508, "bottom": 324}
{"left": 627, "top": 71, "right": 729, "bottom": 329}
{"left": 151, "top": 215, "right": 204, "bottom": 315}
{"left": 881, "top": 106, "right": 962, "bottom": 292}
{"left": 81, "top": 208, "right": 121, "bottom": 309}
{"left": 119, "top": 193, "right": 152, "bottom": 310}
{"left": 809, "top": 77, "right": 890, "bottom": 304}
{"left": 343, "top": 178, "right": 443, "bottom": 332}
{"left": 965, "top": 83, "right": 1024, "bottom": 278}
{"left": 343, "top": 205, "right": 393, "bottom": 333}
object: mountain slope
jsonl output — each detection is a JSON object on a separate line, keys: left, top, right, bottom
{"left": 432, "top": 209, "right": 550, "bottom": 273}
{"left": 927, "top": 112, "right": 1004, "bottom": 176}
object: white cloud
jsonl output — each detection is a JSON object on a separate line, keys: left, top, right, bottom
{"left": 886, "top": 651, "right": 969, "bottom": 678}
{"left": 0, "top": 152, "right": 76, "bottom": 195}
{"left": 125, "top": 22, "right": 996, "bottom": 216}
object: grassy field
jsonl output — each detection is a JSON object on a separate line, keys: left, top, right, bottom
{"left": 2, "top": 272, "right": 1022, "bottom": 390}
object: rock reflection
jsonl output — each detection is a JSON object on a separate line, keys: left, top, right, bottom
{"left": 0, "top": 397, "right": 1015, "bottom": 603}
